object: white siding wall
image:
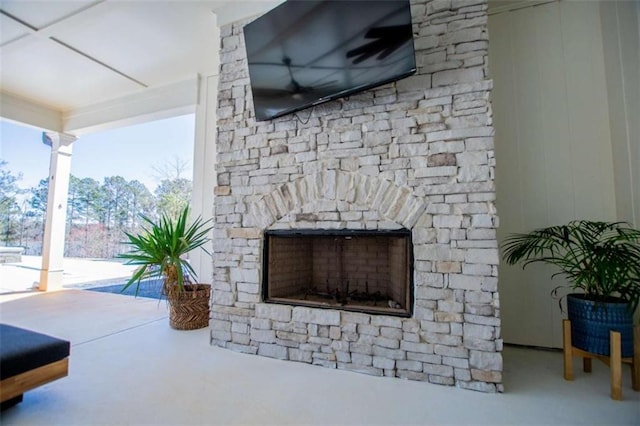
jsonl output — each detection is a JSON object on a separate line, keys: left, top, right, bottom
{"left": 489, "top": 1, "right": 620, "bottom": 348}
{"left": 600, "top": 1, "right": 640, "bottom": 228}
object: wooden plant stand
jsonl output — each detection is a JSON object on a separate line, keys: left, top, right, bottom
{"left": 563, "top": 319, "right": 639, "bottom": 400}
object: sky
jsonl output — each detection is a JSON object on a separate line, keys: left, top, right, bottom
{"left": 0, "top": 114, "right": 195, "bottom": 193}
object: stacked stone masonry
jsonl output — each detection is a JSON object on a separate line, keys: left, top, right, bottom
{"left": 213, "top": 0, "right": 502, "bottom": 392}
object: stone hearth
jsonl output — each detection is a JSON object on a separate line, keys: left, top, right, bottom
{"left": 211, "top": 0, "right": 502, "bottom": 392}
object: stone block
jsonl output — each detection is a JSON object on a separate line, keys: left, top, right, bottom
{"left": 288, "top": 348, "right": 313, "bottom": 363}
{"left": 434, "top": 344, "right": 468, "bottom": 358}
{"left": 211, "top": 330, "right": 232, "bottom": 342}
{"left": 213, "top": 290, "right": 234, "bottom": 306}
{"left": 373, "top": 345, "right": 406, "bottom": 360}
{"left": 292, "top": 307, "right": 340, "bottom": 325}
{"left": 481, "top": 277, "right": 499, "bottom": 292}
{"left": 312, "top": 358, "right": 337, "bottom": 369}
{"left": 231, "top": 322, "right": 248, "bottom": 334}
{"left": 448, "top": 274, "right": 482, "bottom": 291}
{"left": 464, "top": 314, "right": 500, "bottom": 327}
{"left": 458, "top": 165, "right": 490, "bottom": 182}
{"left": 371, "top": 316, "right": 403, "bottom": 328}
{"left": 230, "top": 267, "right": 259, "bottom": 283}
{"left": 210, "top": 319, "right": 231, "bottom": 331}
{"left": 397, "top": 360, "right": 423, "bottom": 372}
{"left": 338, "top": 364, "right": 383, "bottom": 377}
{"left": 276, "top": 331, "right": 307, "bottom": 343}
{"left": 443, "top": 356, "right": 469, "bottom": 369}
{"left": 329, "top": 326, "right": 342, "bottom": 340}
{"left": 420, "top": 331, "right": 462, "bottom": 346}
{"left": 428, "top": 375, "right": 455, "bottom": 386}
{"left": 433, "top": 67, "right": 484, "bottom": 88}
{"left": 465, "top": 304, "right": 494, "bottom": 316}
{"left": 380, "top": 327, "right": 403, "bottom": 340}
{"left": 375, "top": 336, "right": 400, "bottom": 349}
{"left": 397, "top": 370, "right": 429, "bottom": 381}
{"left": 423, "top": 363, "right": 454, "bottom": 377}
{"left": 232, "top": 332, "right": 251, "bottom": 345}
{"left": 351, "top": 353, "right": 373, "bottom": 366}
{"left": 331, "top": 340, "right": 349, "bottom": 352}
{"left": 462, "top": 263, "right": 492, "bottom": 276}
{"left": 433, "top": 214, "right": 463, "bottom": 228}
{"left": 406, "top": 352, "right": 442, "bottom": 364}
{"left": 402, "top": 319, "right": 420, "bottom": 333}
{"left": 309, "top": 336, "right": 332, "bottom": 346}
{"left": 250, "top": 317, "right": 271, "bottom": 330}
{"left": 256, "top": 304, "right": 292, "bottom": 322}
{"left": 373, "top": 356, "right": 396, "bottom": 370}
{"left": 225, "top": 342, "right": 258, "bottom": 355}
{"left": 227, "top": 227, "right": 261, "bottom": 239}
{"left": 470, "top": 351, "right": 503, "bottom": 371}
{"left": 237, "top": 283, "right": 259, "bottom": 294}
{"left": 250, "top": 329, "right": 276, "bottom": 343}
{"left": 464, "top": 338, "right": 496, "bottom": 352}
{"left": 358, "top": 324, "right": 380, "bottom": 336}
{"left": 400, "top": 341, "right": 434, "bottom": 354}
{"left": 350, "top": 342, "right": 374, "bottom": 355}
{"left": 258, "top": 343, "right": 288, "bottom": 360}
{"left": 471, "top": 369, "right": 502, "bottom": 383}
{"left": 335, "top": 351, "right": 351, "bottom": 363}
{"left": 214, "top": 186, "right": 231, "bottom": 196}
{"left": 465, "top": 248, "right": 500, "bottom": 265}
{"left": 454, "top": 367, "right": 472, "bottom": 381}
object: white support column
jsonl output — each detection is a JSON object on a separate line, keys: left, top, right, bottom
{"left": 39, "top": 132, "right": 76, "bottom": 291}
{"left": 190, "top": 74, "right": 217, "bottom": 285}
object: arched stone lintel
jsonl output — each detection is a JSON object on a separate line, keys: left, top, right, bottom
{"left": 249, "top": 170, "right": 427, "bottom": 230}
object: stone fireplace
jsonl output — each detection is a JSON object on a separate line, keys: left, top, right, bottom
{"left": 211, "top": 0, "right": 503, "bottom": 392}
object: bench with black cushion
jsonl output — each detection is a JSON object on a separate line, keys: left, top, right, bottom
{"left": 0, "top": 324, "right": 70, "bottom": 410}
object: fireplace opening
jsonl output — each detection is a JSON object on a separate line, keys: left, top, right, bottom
{"left": 263, "top": 229, "right": 413, "bottom": 316}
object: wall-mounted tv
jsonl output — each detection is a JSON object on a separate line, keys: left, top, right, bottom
{"left": 243, "top": 0, "right": 416, "bottom": 121}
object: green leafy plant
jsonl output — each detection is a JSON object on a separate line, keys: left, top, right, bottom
{"left": 502, "top": 220, "right": 640, "bottom": 313}
{"left": 118, "top": 206, "right": 212, "bottom": 296}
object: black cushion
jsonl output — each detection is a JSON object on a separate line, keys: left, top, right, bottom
{"left": 0, "top": 324, "right": 70, "bottom": 380}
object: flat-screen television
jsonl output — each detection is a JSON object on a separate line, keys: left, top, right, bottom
{"left": 243, "top": 0, "right": 416, "bottom": 121}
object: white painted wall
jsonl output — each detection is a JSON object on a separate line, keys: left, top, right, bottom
{"left": 600, "top": 1, "right": 640, "bottom": 228}
{"left": 489, "top": 0, "right": 630, "bottom": 348}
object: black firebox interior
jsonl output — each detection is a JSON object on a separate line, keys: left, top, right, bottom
{"left": 262, "top": 229, "right": 413, "bottom": 316}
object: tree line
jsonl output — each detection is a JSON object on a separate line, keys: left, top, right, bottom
{"left": 0, "top": 160, "right": 191, "bottom": 258}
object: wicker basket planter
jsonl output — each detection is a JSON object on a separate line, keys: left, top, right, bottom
{"left": 166, "top": 283, "right": 211, "bottom": 330}
{"left": 567, "top": 293, "right": 634, "bottom": 357}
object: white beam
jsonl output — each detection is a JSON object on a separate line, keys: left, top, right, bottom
{"left": 0, "top": 91, "right": 62, "bottom": 132}
{"left": 62, "top": 77, "right": 200, "bottom": 136}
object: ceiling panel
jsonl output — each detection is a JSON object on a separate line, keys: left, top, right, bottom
{"left": 0, "top": 12, "right": 31, "bottom": 45}
{"left": 1, "top": 36, "right": 141, "bottom": 110}
{"left": 0, "top": 0, "right": 273, "bottom": 119}
{"left": 50, "top": 1, "right": 219, "bottom": 87}
{"left": 0, "top": 0, "right": 101, "bottom": 29}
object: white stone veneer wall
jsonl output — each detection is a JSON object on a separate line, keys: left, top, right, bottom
{"left": 212, "top": 0, "right": 502, "bottom": 392}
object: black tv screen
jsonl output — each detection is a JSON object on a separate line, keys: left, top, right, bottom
{"left": 243, "top": 0, "right": 416, "bottom": 121}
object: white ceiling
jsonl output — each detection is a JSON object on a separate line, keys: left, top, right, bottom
{"left": 0, "top": 0, "right": 522, "bottom": 134}
{"left": 0, "top": 0, "right": 282, "bottom": 132}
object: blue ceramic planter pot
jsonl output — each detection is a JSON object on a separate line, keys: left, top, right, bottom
{"left": 566, "top": 294, "right": 634, "bottom": 357}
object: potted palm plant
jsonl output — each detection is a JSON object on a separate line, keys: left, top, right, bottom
{"left": 119, "top": 206, "right": 213, "bottom": 330}
{"left": 502, "top": 220, "right": 640, "bottom": 357}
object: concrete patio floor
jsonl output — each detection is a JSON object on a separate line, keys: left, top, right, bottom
{"left": 0, "top": 256, "right": 137, "bottom": 294}
{"left": 0, "top": 289, "right": 638, "bottom": 425}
